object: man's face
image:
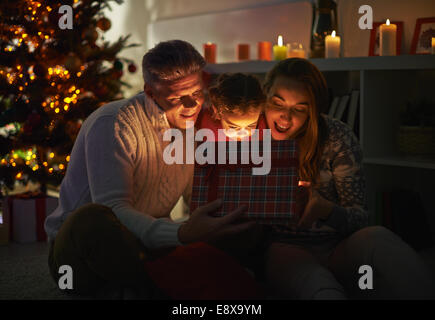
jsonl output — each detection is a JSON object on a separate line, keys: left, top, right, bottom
{"left": 144, "top": 72, "right": 205, "bottom": 130}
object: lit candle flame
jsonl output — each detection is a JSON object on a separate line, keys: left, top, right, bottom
{"left": 278, "top": 35, "right": 283, "bottom": 46}
{"left": 331, "top": 30, "right": 336, "bottom": 37}
{"left": 386, "top": 19, "right": 390, "bottom": 25}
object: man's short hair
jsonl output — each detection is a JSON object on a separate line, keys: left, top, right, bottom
{"left": 142, "top": 40, "right": 206, "bottom": 86}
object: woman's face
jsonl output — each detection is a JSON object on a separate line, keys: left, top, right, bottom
{"left": 265, "top": 76, "right": 310, "bottom": 140}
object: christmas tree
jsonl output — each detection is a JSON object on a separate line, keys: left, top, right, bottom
{"left": 0, "top": 0, "right": 138, "bottom": 193}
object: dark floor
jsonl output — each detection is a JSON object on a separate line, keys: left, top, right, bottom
{"left": 0, "top": 242, "right": 72, "bottom": 300}
{"left": 1, "top": 241, "right": 435, "bottom": 300}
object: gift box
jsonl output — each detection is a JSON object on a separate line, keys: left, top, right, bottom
{"left": 191, "top": 139, "right": 301, "bottom": 225}
{"left": 5, "top": 192, "right": 58, "bottom": 243}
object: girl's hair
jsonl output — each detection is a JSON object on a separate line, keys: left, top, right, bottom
{"left": 263, "top": 58, "right": 329, "bottom": 184}
{"left": 209, "top": 73, "right": 266, "bottom": 119}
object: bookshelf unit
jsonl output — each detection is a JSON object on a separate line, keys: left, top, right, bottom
{"left": 204, "top": 55, "right": 435, "bottom": 235}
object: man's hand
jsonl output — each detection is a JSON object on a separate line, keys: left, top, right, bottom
{"left": 297, "top": 186, "right": 335, "bottom": 230}
{"left": 178, "top": 199, "right": 255, "bottom": 244}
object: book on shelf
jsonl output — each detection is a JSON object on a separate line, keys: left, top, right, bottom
{"left": 328, "top": 96, "right": 340, "bottom": 118}
{"left": 334, "top": 94, "right": 350, "bottom": 121}
{"left": 346, "top": 90, "right": 359, "bottom": 130}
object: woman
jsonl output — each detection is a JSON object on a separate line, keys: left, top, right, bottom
{"left": 261, "top": 58, "right": 435, "bottom": 299}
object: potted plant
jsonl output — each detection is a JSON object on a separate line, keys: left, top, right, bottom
{"left": 398, "top": 99, "right": 435, "bottom": 155}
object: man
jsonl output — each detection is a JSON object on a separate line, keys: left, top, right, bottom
{"left": 45, "top": 40, "right": 258, "bottom": 298}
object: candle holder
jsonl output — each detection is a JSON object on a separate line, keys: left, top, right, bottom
{"left": 237, "top": 44, "right": 250, "bottom": 61}
{"left": 203, "top": 43, "right": 217, "bottom": 64}
{"left": 257, "top": 41, "right": 272, "bottom": 61}
{"left": 287, "top": 43, "right": 306, "bottom": 58}
{"left": 273, "top": 35, "right": 287, "bottom": 61}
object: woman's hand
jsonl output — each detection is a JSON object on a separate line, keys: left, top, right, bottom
{"left": 297, "top": 184, "right": 335, "bottom": 230}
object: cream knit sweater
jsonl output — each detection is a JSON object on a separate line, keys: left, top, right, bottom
{"left": 44, "top": 93, "right": 194, "bottom": 249}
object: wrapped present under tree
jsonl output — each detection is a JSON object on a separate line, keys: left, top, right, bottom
{"left": 4, "top": 191, "right": 58, "bottom": 243}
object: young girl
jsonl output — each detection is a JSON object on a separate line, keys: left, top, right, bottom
{"left": 261, "top": 58, "right": 435, "bottom": 299}
{"left": 196, "top": 72, "right": 267, "bottom": 140}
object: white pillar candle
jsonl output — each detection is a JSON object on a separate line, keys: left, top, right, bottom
{"left": 432, "top": 37, "right": 435, "bottom": 54}
{"left": 380, "top": 19, "right": 397, "bottom": 56}
{"left": 325, "top": 30, "right": 341, "bottom": 58}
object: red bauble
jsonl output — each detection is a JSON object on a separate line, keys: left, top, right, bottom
{"left": 96, "top": 17, "right": 111, "bottom": 32}
{"left": 128, "top": 63, "right": 137, "bottom": 73}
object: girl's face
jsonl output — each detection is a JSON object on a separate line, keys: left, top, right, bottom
{"left": 265, "top": 76, "right": 310, "bottom": 140}
{"left": 219, "top": 109, "right": 261, "bottom": 139}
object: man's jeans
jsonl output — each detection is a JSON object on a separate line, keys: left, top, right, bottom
{"left": 48, "top": 203, "right": 160, "bottom": 297}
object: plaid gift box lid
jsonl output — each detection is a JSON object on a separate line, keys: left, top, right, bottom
{"left": 191, "top": 139, "right": 300, "bottom": 225}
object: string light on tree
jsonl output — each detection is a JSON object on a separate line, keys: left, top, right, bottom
{"left": 0, "top": 0, "right": 137, "bottom": 192}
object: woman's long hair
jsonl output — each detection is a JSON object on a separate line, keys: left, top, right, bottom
{"left": 263, "top": 58, "right": 329, "bottom": 184}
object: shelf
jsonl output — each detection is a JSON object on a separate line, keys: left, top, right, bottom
{"left": 364, "top": 155, "right": 435, "bottom": 170}
{"left": 204, "top": 55, "right": 435, "bottom": 74}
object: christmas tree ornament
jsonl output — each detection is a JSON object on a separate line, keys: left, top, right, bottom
{"left": 128, "top": 63, "right": 137, "bottom": 73}
{"left": 65, "top": 53, "right": 82, "bottom": 71}
{"left": 96, "top": 17, "right": 111, "bottom": 32}
{"left": 114, "top": 59, "right": 123, "bottom": 70}
{"left": 83, "top": 27, "right": 99, "bottom": 44}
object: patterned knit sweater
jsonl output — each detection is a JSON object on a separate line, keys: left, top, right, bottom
{"left": 44, "top": 93, "right": 194, "bottom": 249}
{"left": 272, "top": 113, "right": 369, "bottom": 240}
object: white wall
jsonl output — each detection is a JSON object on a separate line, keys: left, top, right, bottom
{"left": 103, "top": 0, "right": 306, "bottom": 96}
{"left": 104, "top": 0, "right": 435, "bottom": 97}
{"left": 148, "top": 2, "right": 313, "bottom": 64}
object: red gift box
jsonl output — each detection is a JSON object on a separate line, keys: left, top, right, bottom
{"left": 191, "top": 139, "right": 301, "bottom": 225}
{"left": 5, "top": 192, "right": 58, "bottom": 243}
